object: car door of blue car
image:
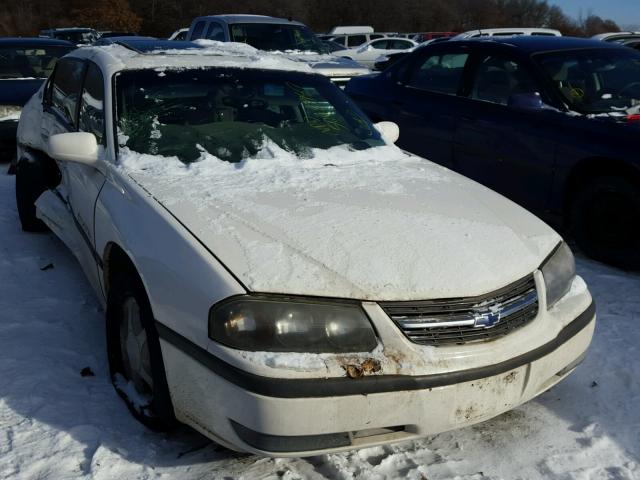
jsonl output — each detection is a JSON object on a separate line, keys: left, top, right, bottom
{"left": 453, "top": 51, "right": 557, "bottom": 213}
{"left": 389, "top": 47, "right": 472, "bottom": 169}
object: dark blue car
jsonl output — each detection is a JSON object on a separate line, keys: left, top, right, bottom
{"left": 0, "top": 37, "right": 74, "bottom": 166}
{"left": 346, "top": 36, "right": 640, "bottom": 269}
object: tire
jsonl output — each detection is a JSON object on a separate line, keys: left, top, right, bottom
{"left": 570, "top": 175, "right": 640, "bottom": 269}
{"left": 15, "top": 156, "right": 49, "bottom": 232}
{"left": 106, "top": 267, "right": 177, "bottom": 431}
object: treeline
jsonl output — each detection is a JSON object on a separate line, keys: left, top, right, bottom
{"left": 0, "top": 0, "right": 620, "bottom": 39}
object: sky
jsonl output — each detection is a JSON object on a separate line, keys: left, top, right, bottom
{"left": 547, "top": 0, "right": 640, "bottom": 28}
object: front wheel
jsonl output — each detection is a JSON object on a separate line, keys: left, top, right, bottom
{"left": 570, "top": 175, "right": 640, "bottom": 269}
{"left": 106, "top": 269, "right": 176, "bottom": 431}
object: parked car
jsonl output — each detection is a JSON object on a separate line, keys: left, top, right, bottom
{"left": 327, "top": 25, "right": 374, "bottom": 35}
{"left": 453, "top": 28, "right": 561, "bottom": 39}
{"left": 334, "top": 38, "right": 418, "bottom": 68}
{"left": 99, "top": 31, "right": 139, "bottom": 38}
{"left": 592, "top": 31, "right": 640, "bottom": 43}
{"left": 412, "top": 32, "right": 458, "bottom": 42}
{"left": 15, "top": 38, "right": 594, "bottom": 456}
{"left": 168, "top": 28, "right": 189, "bottom": 41}
{"left": 93, "top": 36, "right": 156, "bottom": 46}
{"left": 346, "top": 36, "right": 640, "bottom": 268}
{"left": 0, "top": 37, "right": 74, "bottom": 170}
{"left": 325, "top": 32, "right": 388, "bottom": 48}
{"left": 39, "top": 27, "right": 99, "bottom": 45}
{"left": 185, "top": 14, "right": 370, "bottom": 88}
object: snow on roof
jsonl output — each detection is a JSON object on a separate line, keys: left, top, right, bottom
{"left": 73, "top": 39, "right": 316, "bottom": 76}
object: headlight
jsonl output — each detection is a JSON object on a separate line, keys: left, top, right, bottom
{"left": 541, "top": 242, "right": 576, "bottom": 308}
{"left": 0, "top": 105, "right": 22, "bottom": 121}
{"left": 209, "top": 296, "right": 378, "bottom": 353}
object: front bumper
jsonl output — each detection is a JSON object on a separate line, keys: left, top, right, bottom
{"left": 158, "top": 301, "right": 595, "bottom": 456}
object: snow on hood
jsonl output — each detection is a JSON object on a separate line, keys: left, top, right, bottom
{"left": 119, "top": 143, "right": 560, "bottom": 301}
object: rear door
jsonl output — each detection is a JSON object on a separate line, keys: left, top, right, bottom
{"left": 453, "top": 51, "right": 557, "bottom": 212}
{"left": 389, "top": 46, "right": 472, "bottom": 168}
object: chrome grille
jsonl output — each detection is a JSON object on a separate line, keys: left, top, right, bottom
{"left": 380, "top": 275, "right": 538, "bottom": 346}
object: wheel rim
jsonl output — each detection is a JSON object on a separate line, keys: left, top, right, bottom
{"left": 119, "top": 296, "right": 154, "bottom": 397}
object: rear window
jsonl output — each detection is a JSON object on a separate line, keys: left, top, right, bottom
{"left": 229, "top": 23, "right": 323, "bottom": 53}
{"left": 0, "top": 45, "right": 73, "bottom": 79}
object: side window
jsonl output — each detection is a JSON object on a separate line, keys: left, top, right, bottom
{"left": 470, "top": 55, "right": 539, "bottom": 105}
{"left": 370, "top": 34, "right": 385, "bottom": 40}
{"left": 371, "top": 40, "right": 389, "bottom": 49}
{"left": 347, "top": 35, "right": 366, "bottom": 47}
{"left": 205, "top": 22, "right": 225, "bottom": 41}
{"left": 407, "top": 52, "right": 469, "bottom": 95}
{"left": 391, "top": 40, "right": 413, "bottom": 49}
{"left": 78, "top": 62, "right": 105, "bottom": 145}
{"left": 50, "top": 59, "right": 85, "bottom": 128}
{"left": 190, "top": 21, "right": 206, "bottom": 40}
{"left": 333, "top": 36, "right": 346, "bottom": 47}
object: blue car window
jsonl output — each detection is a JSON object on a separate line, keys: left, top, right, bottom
{"left": 407, "top": 52, "right": 469, "bottom": 95}
{"left": 470, "top": 56, "right": 539, "bottom": 106}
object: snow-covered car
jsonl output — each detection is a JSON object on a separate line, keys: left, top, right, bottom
{"left": 334, "top": 37, "right": 418, "bottom": 68}
{"left": 185, "top": 15, "right": 370, "bottom": 88}
{"left": 14, "top": 38, "right": 595, "bottom": 457}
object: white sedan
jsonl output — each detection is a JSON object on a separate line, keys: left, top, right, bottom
{"left": 15, "top": 38, "right": 595, "bottom": 457}
{"left": 333, "top": 37, "right": 417, "bottom": 68}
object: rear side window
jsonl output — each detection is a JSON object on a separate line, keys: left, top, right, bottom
{"left": 190, "top": 21, "right": 206, "bottom": 40}
{"left": 49, "top": 58, "right": 85, "bottom": 127}
{"left": 78, "top": 62, "right": 105, "bottom": 144}
{"left": 347, "top": 35, "right": 366, "bottom": 47}
{"left": 407, "top": 52, "right": 469, "bottom": 95}
{"left": 205, "top": 22, "right": 225, "bottom": 41}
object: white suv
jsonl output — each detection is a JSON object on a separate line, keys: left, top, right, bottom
{"left": 15, "top": 38, "right": 594, "bottom": 457}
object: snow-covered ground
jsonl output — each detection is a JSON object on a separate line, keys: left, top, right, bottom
{"left": 0, "top": 171, "right": 638, "bottom": 480}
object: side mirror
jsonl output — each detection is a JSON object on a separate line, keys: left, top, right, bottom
{"left": 48, "top": 132, "right": 101, "bottom": 168}
{"left": 507, "top": 92, "right": 545, "bottom": 110}
{"left": 375, "top": 121, "right": 400, "bottom": 144}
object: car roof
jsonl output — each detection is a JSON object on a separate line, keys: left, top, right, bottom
{"left": 0, "top": 37, "right": 75, "bottom": 47}
{"left": 453, "top": 35, "right": 628, "bottom": 53}
{"left": 66, "top": 39, "right": 317, "bottom": 77}
{"left": 42, "top": 28, "right": 96, "bottom": 33}
{"left": 191, "top": 14, "right": 305, "bottom": 27}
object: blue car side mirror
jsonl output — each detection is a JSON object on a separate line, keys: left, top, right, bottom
{"left": 507, "top": 92, "right": 545, "bottom": 110}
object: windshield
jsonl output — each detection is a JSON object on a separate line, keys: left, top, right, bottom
{"left": 0, "top": 46, "right": 73, "bottom": 79}
{"left": 229, "top": 23, "right": 325, "bottom": 53}
{"left": 115, "top": 68, "right": 383, "bottom": 164}
{"left": 536, "top": 48, "right": 640, "bottom": 114}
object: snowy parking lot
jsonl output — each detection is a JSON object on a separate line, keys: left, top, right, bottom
{"left": 0, "top": 170, "right": 638, "bottom": 479}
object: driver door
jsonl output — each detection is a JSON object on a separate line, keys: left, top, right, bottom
{"left": 41, "top": 59, "right": 106, "bottom": 292}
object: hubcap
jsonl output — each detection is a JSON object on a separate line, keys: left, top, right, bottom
{"left": 119, "top": 297, "right": 154, "bottom": 396}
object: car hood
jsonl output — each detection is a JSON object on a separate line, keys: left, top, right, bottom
{"left": 121, "top": 145, "right": 560, "bottom": 301}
